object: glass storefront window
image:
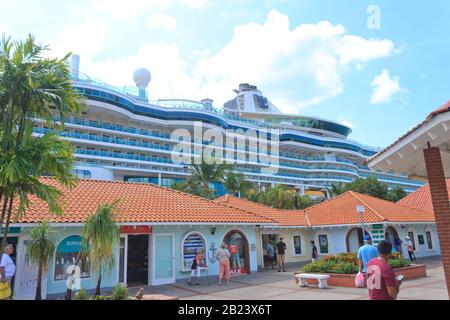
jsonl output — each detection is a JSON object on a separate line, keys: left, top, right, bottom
{"left": 54, "top": 235, "right": 90, "bottom": 281}
{"left": 224, "top": 231, "right": 249, "bottom": 276}
{"left": 293, "top": 235, "right": 302, "bottom": 255}
{"left": 182, "top": 232, "right": 206, "bottom": 272}
{"left": 318, "top": 235, "right": 329, "bottom": 254}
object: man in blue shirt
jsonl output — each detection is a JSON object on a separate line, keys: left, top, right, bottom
{"left": 357, "top": 235, "right": 379, "bottom": 273}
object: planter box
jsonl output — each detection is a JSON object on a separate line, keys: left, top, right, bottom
{"left": 294, "top": 264, "right": 427, "bottom": 288}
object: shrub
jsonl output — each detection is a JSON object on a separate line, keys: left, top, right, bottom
{"left": 302, "top": 252, "right": 412, "bottom": 275}
{"left": 94, "top": 295, "right": 108, "bottom": 300}
{"left": 390, "top": 252, "right": 403, "bottom": 260}
{"left": 389, "top": 259, "right": 411, "bottom": 269}
{"left": 112, "top": 284, "right": 129, "bottom": 300}
{"left": 302, "top": 253, "right": 360, "bottom": 275}
{"left": 74, "top": 289, "right": 89, "bottom": 300}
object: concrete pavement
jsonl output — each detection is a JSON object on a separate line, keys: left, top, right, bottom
{"left": 130, "top": 257, "right": 449, "bottom": 300}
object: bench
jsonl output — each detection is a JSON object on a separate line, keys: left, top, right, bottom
{"left": 295, "top": 274, "right": 330, "bottom": 289}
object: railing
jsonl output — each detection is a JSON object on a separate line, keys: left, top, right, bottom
{"left": 72, "top": 80, "right": 380, "bottom": 154}
{"left": 34, "top": 125, "right": 424, "bottom": 187}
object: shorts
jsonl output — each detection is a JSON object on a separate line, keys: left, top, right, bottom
{"left": 190, "top": 267, "right": 201, "bottom": 277}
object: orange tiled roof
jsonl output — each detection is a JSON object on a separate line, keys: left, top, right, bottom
{"left": 214, "top": 195, "right": 309, "bottom": 227}
{"left": 14, "top": 177, "right": 275, "bottom": 225}
{"left": 304, "top": 191, "right": 435, "bottom": 226}
{"left": 397, "top": 179, "right": 450, "bottom": 213}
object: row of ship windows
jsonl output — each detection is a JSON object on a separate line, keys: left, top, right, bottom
{"left": 73, "top": 146, "right": 364, "bottom": 175}
{"left": 74, "top": 159, "right": 418, "bottom": 192}
{"left": 36, "top": 127, "right": 362, "bottom": 172}
{"left": 50, "top": 116, "right": 375, "bottom": 167}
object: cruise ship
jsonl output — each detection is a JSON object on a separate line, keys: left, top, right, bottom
{"left": 33, "top": 56, "right": 425, "bottom": 197}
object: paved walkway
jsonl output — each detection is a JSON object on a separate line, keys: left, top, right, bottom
{"left": 132, "top": 257, "right": 449, "bottom": 300}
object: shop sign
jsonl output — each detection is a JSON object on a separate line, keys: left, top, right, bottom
{"left": 120, "top": 225, "right": 152, "bottom": 234}
{"left": 0, "top": 227, "right": 21, "bottom": 234}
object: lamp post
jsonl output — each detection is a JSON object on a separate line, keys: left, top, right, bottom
{"left": 356, "top": 205, "right": 366, "bottom": 239}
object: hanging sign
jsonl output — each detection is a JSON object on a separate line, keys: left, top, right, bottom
{"left": 120, "top": 225, "right": 152, "bottom": 234}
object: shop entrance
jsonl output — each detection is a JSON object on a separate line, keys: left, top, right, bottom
{"left": 261, "top": 234, "right": 279, "bottom": 269}
{"left": 223, "top": 230, "right": 250, "bottom": 276}
{"left": 346, "top": 228, "right": 371, "bottom": 253}
{"left": 126, "top": 235, "right": 149, "bottom": 287}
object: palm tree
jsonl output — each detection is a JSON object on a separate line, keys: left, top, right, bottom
{"left": 224, "top": 172, "right": 254, "bottom": 198}
{"left": 329, "top": 183, "right": 347, "bottom": 198}
{"left": 187, "top": 156, "right": 230, "bottom": 199}
{"left": 0, "top": 124, "right": 77, "bottom": 251}
{"left": 24, "top": 221, "right": 56, "bottom": 300}
{"left": 82, "top": 202, "right": 120, "bottom": 297}
{"left": 0, "top": 34, "right": 84, "bottom": 252}
{"left": 64, "top": 202, "right": 120, "bottom": 299}
{"left": 296, "top": 195, "right": 314, "bottom": 209}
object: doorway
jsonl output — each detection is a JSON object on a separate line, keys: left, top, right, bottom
{"left": 223, "top": 230, "right": 250, "bottom": 276}
{"left": 126, "top": 235, "right": 149, "bottom": 287}
{"left": 152, "top": 233, "right": 175, "bottom": 285}
{"left": 346, "top": 228, "right": 370, "bottom": 253}
{"left": 261, "top": 234, "right": 279, "bottom": 269}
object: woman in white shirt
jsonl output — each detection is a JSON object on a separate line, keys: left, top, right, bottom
{"left": 0, "top": 244, "right": 16, "bottom": 291}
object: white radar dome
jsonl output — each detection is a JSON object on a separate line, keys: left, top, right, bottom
{"left": 133, "top": 68, "right": 151, "bottom": 89}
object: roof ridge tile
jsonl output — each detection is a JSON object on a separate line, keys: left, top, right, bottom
{"left": 349, "top": 191, "right": 387, "bottom": 222}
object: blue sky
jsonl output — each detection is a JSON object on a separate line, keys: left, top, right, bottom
{"left": 1, "top": 0, "right": 449, "bottom": 148}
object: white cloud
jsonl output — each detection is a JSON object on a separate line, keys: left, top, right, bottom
{"left": 93, "top": 0, "right": 207, "bottom": 20}
{"left": 370, "top": 69, "right": 407, "bottom": 104}
{"left": 191, "top": 10, "right": 395, "bottom": 112}
{"left": 182, "top": 0, "right": 208, "bottom": 9}
{"left": 338, "top": 117, "right": 355, "bottom": 129}
{"left": 75, "top": 10, "right": 396, "bottom": 112}
{"left": 48, "top": 16, "right": 107, "bottom": 62}
{"left": 147, "top": 13, "right": 177, "bottom": 30}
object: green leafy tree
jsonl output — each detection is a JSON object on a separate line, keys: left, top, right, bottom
{"left": 0, "top": 34, "right": 84, "bottom": 252}
{"left": 329, "top": 183, "right": 347, "bottom": 197}
{"left": 296, "top": 195, "right": 314, "bottom": 210}
{"left": 345, "top": 176, "right": 389, "bottom": 200}
{"left": 65, "top": 202, "right": 119, "bottom": 299}
{"left": 180, "top": 155, "right": 230, "bottom": 199}
{"left": 248, "top": 185, "right": 314, "bottom": 210}
{"left": 82, "top": 202, "right": 120, "bottom": 298}
{"left": 24, "top": 221, "right": 56, "bottom": 300}
{"left": 387, "top": 186, "right": 407, "bottom": 202}
{"left": 224, "top": 172, "right": 254, "bottom": 198}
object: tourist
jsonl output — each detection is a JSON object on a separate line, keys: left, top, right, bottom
{"left": 265, "top": 242, "right": 276, "bottom": 269}
{"left": 311, "top": 241, "right": 318, "bottom": 262}
{"left": 405, "top": 236, "right": 417, "bottom": 262}
{"left": 216, "top": 242, "right": 231, "bottom": 285}
{"left": 366, "top": 240, "right": 403, "bottom": 300}
{"left": 276, "top": 237, "right": 287, "bottom": 272}
{"left": 188, "top": 248, "right": 204, "bottom": 285}
{"left": 394, "top": 236, "right": 404, "bottom": 258}
{"left": 357, "top": 235, "right": 378, "bottom": 274}
{"left": 0, "top": 244, "right": 16, "bottom": 300}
